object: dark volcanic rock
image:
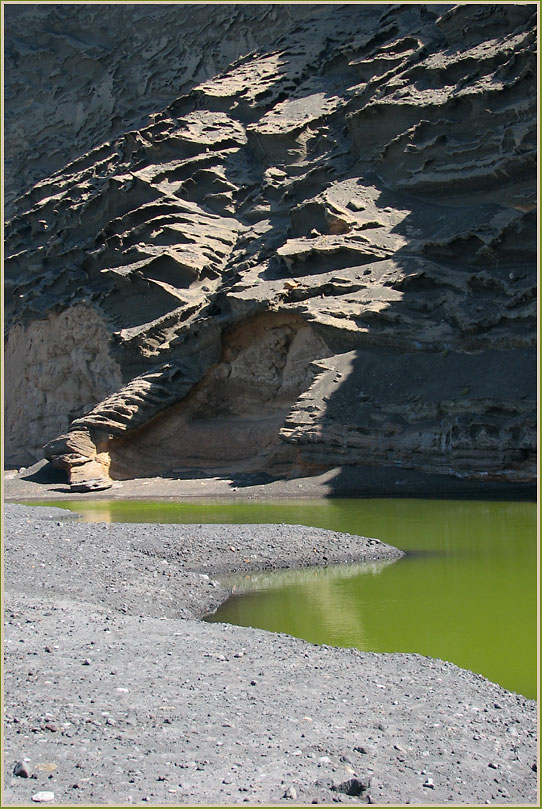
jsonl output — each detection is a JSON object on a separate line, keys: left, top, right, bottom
{"left": 4, "top": 4, "right": 537, "bottom": 493}
{"left": 13, "top": 760, "right": 30, "bottom": 778}
{"left": 3, "top": 3, "right": 322, "bottom": 215}
{"left": 332, "top": 777, "right": 372, "bottom": 796}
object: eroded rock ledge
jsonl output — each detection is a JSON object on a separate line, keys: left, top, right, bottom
{"left": 5, "top": 3, "right": 537, "bottom": 492}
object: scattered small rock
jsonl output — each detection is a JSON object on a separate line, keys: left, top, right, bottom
{"left": 332, "top": 777, "right": 371, "bottom": 796}
{"left": 13, "top": 760, "right": 30, "bottom": 778}
{"left": 31, "top": 792, "right": 55, "bottom": 803}
{"left": 423, "top": 778, "right": 435, "bottom": 789}
{"left": 283, "top": 785, "right": 297, "bottom": 799}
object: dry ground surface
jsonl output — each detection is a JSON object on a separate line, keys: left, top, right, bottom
{"left": 4, "top": 460, "right": 534, "bottom": 504}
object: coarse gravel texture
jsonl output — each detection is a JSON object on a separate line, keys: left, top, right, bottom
{"left": 2, "top": 504, "right": 539, "bottom": 807}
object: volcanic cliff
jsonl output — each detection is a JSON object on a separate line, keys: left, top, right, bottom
{"left": 4, "top": 3, "right": 537, "bottom": 493}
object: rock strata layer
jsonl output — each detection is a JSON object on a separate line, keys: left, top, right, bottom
{"left": 4, "top": 3, "right": 537, "bottom": 492}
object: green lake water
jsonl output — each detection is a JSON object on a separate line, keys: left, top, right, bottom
{"left": 38, "top": 498, "right": 538, "bottom": 699}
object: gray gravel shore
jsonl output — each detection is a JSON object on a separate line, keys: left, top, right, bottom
{"left": 2, "top": 505, "right": 538, "bottom": 806}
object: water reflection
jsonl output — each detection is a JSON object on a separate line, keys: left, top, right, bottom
{"left": 75, "top": 507, "right": 113, "bottom": 523}
{"left": 29, "top": 497, "right": 537, "bottom": 697}
{"left": 221, "top": 558, "right": 397, "bottom": 592}
{"left": 208, "top": 534, "right": 536, "bottom": 698}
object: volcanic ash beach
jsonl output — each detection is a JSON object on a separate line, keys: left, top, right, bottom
{"left": 2, "top": 505, "right": 538, "bottom": 806}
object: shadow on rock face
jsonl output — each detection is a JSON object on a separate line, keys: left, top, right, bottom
{"left": 161, "top": 469, "right": 279, "bottom": 488}
{"left": 20, "top": 460, "right": 68, "bottom": 485}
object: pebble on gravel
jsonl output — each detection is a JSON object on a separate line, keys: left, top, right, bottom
{"left": 13, "top": 760, "right": 30, "bottom": 778}
{"left": 332, "top": 777, "right": 371, "bottom": 796}
{"left": 283, "top": 785, "right": 297, "bottom": 799}
{"left": 31, "top": 792, "right": 55, "bottom": 803}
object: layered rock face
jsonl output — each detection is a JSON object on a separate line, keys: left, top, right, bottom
{"left": 3, "top": 2, "right": 322, "bottom": 217}
{"left": 4, "top": 3, "right": 537, "bottom": 492}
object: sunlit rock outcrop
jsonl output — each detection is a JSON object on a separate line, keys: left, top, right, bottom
{"left": 4, "top": 3, "right": 537, "bottom": 492}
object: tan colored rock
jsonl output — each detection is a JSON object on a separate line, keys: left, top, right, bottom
{"left": 4, "top": 306, "right": 122, "bottom": 467}
{"left": 43, "top": 431, "right": 97, "bottom": 462}
{"left": 43, "top": 430, "right": 112, "bottom": 492}
{"left": 69, "top": 457, "right": 112, "bottom": 493}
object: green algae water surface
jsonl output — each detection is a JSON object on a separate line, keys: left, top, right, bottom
{"left": 40, "top": 498, "right": 537, "bottom": 698}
